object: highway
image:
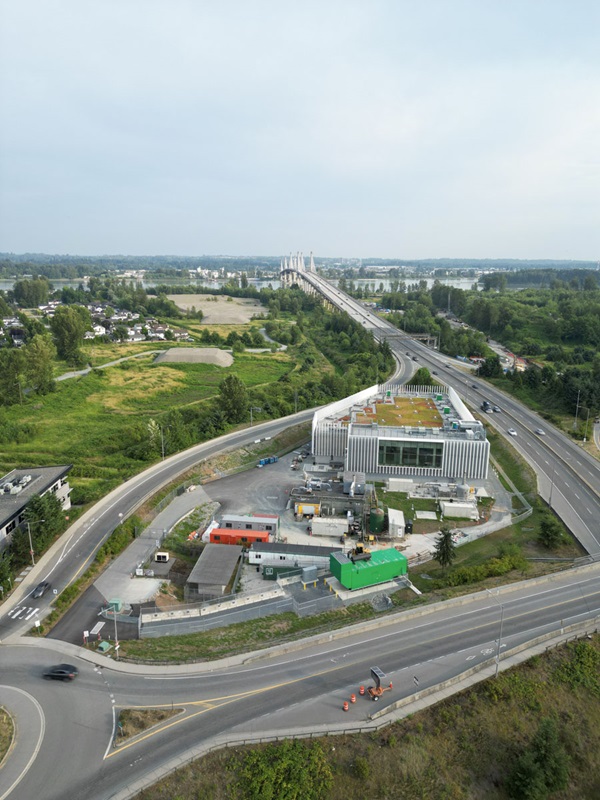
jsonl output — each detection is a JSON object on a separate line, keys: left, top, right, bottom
{"left": 1, "top": 563, "right": 599, "bottom": 800}
{"left": 1, "top": 273, "right": 599, "bottom": 799}
{"left": 302, "top": 271, "right": 600, "bottom": 555}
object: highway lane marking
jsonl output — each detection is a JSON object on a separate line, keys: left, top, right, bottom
{"left": 108, "top": 661, "right": 356, "bottom": 758}
{"left": 0, "top": 686, "right": 45, "bottom": 800}
{"left": 132, "top": 595, "right": 600, "bottom": 747}
{"left": 141, "top": 579, "right": 600, "bottom": 681}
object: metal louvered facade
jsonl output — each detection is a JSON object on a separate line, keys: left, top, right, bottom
{"left": 313, "top": 383, "right": 490, "bottom": 480}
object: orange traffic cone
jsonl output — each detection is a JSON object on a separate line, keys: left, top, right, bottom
{"left": 389, "top": 682, "right": 393, "bottom": 689}
{"left": 359, "top": 685, "right": 365, "bottom": 696}
{"left": 350, "top": 694, "right": 356, "bottom": 704}
{"left": 343, "top": 701, "right": 349, "bottom": 712}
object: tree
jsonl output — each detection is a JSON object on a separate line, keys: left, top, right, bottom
{"left": 407, "top": 367, "right": 436, "bottom": 387}
{"left": 538, "top": 515, "right": 563, "bottom": 549}
{"left": 23, "top": 334, "right": 56, "bottom": 395}
{"left": 506, "top": 717, "right": 569, "bottom": 799}
{"left": 50, "top": 305, "right": 88, "bottom": 365}
{"left": 218, "top": 374, "right": 248, "bottom": 423}
{"left": 433, "top": 525, "right": 456, "bottom": 571}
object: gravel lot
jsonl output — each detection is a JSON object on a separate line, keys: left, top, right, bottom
{"left": 167, "top": 294, "right": 264, "bottom": 324}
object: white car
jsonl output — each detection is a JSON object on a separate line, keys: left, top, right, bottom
{"left": 508, "top": 428, "right": 517, "bottom": 436}
{"left": 535, "top": 428, "right": 545, "bottom": 435}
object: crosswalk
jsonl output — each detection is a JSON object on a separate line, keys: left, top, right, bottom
{"left": 6, "top": 605, "right": 40, "bottom": 621}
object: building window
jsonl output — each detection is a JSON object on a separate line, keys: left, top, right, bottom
{"left": 225, "top": 523, "right": 232, "bottom": 528}
{"left": 266, "top": 525, "right": 272, "bottom": 531}
{"left": 378, "top": 440, "right": 443, "bottom": 469}
{"left": 255, "top": 554, "right": 261, "bottom": 559}
{"left": 245, "top": 524, "right": 252, "bottom": 529}
{"left": 279, "top": 555, "right": 286, "bottom": 560}
{"left": 214, "top": 535, "right": 221, "bottom": 541}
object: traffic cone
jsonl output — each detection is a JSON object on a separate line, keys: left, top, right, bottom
{"left": 359, "top": 685, "right": 365, "bottom": 696}
{"left": 350, "top": 693, "right": 356, "bottom": 704}
{"left": 343, "top": 701, "right": 349, "bottom": 712}
{"left": 389, "top": 682, "right": 393, "bottom": 689}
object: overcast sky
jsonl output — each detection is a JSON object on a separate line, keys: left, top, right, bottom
{"left": 0, "top": 1, "right": 598, "bottom": 260}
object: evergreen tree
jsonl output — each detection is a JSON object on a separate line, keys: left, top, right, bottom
{"left": 433, "top": 525, "right": 456, "bottom": 571}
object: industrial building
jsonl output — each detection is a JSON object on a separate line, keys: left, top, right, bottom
{"left": 329, "top": 548, "right": 408, "bottom": 590}
{"left": 184, "top": 544, "right": 243, "bottom": 601}
{"left": 312, "top": 382, "right": 490, "bottom": 480}
{"left": 0, "top": 466, "right": 73, "bottom": 550}
{"left": 248, "top": 541, "right": 342, "bottom": 569}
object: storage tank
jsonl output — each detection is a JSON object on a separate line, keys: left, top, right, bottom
{"left": 456, "top": 483, "right": 470, "bottom": 500}
{"left": 369, "top": 507, "right": 385, "bottom": 534}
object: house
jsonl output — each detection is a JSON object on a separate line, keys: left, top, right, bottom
{"left": 0, "top": 466, "right": 72, "bottom": 550}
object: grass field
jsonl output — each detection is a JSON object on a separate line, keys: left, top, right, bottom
{"left": 0, "top": 350, "right": 296, "bottom": 489}
{"left": 134, "top": 636, "right": 600, "bottom": 800}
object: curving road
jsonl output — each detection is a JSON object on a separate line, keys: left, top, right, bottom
{"left": 302, "top": 272, "right": 600, "bottom": 555}
{"left": 1, "top": 562, "right": 599, "bottom": 800}
{"left": 1, "top": 275, "right": 599, "bottom": 798}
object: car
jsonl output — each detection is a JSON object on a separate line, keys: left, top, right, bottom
{"left": 43, "top": 664, "right": 79, "bottom": 681}
{"left": 431, "top": 370, "right": 438, "bottom": 375}
{"left": 492, "top": 406, "right": 501, "bottom": 412}
{"left": 508, "top": 428, "right": 517, "bottom": 436}
{"left": 32, "top": 581, "right": 50, "bottom": 599}
{"left": 535, "top": 428, "right": 545, "bottom": 435}
{"left": 412, "top": 356, "right": 418, "bottom": 362}
{"left": 471, "top": 383, "right": 477, "bottom": 389}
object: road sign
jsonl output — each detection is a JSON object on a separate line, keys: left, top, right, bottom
{"left": 83, "top": 630, "right": 89, "bottom": 638}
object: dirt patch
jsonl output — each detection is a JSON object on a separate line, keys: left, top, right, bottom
{"left": 167, "top": 295, "right": 265, "bottom": 324}
{"left": 154, "top": 348, "right": 233, "bottom": 366}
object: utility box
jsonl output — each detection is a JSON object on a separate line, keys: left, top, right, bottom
{"left": 330, "top": 548, "right": 408, "bottom": 590}
{"left": 155, "top": 552, "right": 169, "bottom": 563}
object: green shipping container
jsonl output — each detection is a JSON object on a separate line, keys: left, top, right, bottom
{"left": 330, "top": 548, "right": 408, "bottom": 590}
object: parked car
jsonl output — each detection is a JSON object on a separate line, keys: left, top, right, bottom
{"left": 508, "top": 428, "right": 517, "bottom": 436}
{"left": 535, "top": 428, "right": 545, "bottom": 435}
{"left": 43, "top": 664, "right": 79, "bottom": 681}
{"left": 32, "top": 581, "right": 50, "bottom": 599}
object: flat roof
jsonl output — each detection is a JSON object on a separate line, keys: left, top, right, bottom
{"left": 221, "top": 514, "right": 279, "bottom": 524}
{"left": 187, "top": 544, "right": 243, "bottom": 587}
{"left": 249, "top": 542, "right": 342, "bottom": 558}
{"left": 0, "top": 466, "right": 72, "bottom": 529}
{"left": 331, "top": 548, "right": 408, "bottom": 570}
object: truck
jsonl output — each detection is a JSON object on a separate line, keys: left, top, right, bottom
{"left": 257, "top": 456, "right": 279, "bottom": 468}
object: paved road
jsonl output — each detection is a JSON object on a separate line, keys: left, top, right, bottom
{"left": 303, "top": 272, "right": 600, "bottom": 555}
{"left": 0, "top": 410, "right": 317, "bottom": 641}
{"left": 1, "top": 563, "right": 599, "bottom": 800}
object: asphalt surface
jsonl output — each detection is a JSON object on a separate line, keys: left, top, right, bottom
{"left": 1, "top": 563, "right": 599, "bottom": 800}
{"left": 303, "top": 272, "right": 600, "bottom": 555}
{"left": 1, "top": 274, "right": 599, "bottom": 799}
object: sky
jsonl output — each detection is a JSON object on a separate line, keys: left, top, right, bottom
{"left": 0, "top": 1, "right": 598, "bottom": 260}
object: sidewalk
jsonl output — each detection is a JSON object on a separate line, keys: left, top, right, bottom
{"left": 94, "top": 485, "right": 217, "bottom": 604}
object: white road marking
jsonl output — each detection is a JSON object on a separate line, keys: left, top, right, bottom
{"left": 0, "top": 686, "right": 45, "bottom": 800}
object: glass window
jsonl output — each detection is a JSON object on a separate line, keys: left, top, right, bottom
{"left": 378, "top": 440, "right": 443, "bottom": 469}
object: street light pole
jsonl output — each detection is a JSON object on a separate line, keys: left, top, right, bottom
{"left": 25, "top": 519, "right": 45, "bottom": 568}
{"left": 26, "top": 522, "right": 36, "bottom": 567}
{"left": 250, "top": 407, "right": 261, "bottom": 426}
{"left": 487, "top": 588, "right": 504, "bottom": 678}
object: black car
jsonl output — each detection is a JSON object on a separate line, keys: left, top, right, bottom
{"left": 431, "top": 370, "right": 438, "bottom": 375}
{"left": 43, "top": 664, "right": 79, "bottom": 681}
{"left": 32, "top": 581, "right": 50, "bottom": 599}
